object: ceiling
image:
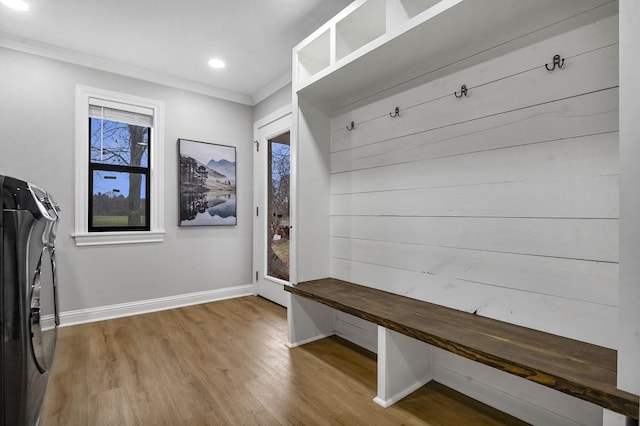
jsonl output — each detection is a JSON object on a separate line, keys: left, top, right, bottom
{"left": 0, "top": 0, "right": 352, "bottom": 105}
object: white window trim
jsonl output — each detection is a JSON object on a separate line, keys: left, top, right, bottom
{"left": 73, "top": 85, "right": 165, "bottom": 246}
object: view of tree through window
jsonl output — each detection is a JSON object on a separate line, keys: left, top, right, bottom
{"left": 89, "top": 116, "right": 150, "bottom": 231}
{"left": 267, "top": 134, "right": 290, "bottom": 281}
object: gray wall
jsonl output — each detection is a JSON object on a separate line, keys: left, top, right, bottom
{"left": 0, "top": 47, "right": 254, "bottom": 313}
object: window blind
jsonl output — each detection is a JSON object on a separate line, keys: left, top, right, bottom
{"left": 89, "top": 98, "right": 153, "bottom": 127}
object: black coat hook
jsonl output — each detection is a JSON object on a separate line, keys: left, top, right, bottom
{"left": 346, "top": 121, "right": 355, "bottom": 131}
{"left": 545, "top": 54, "right": 565, "bottom": 71}
{"left": 389, "top": 107, "right": 400, "bottom": 118}
{"left": 454, "top": 84, "right": 468, "bottom": 98}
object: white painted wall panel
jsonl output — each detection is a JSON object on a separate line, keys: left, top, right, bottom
{"left": 330, "top": 15, "right": 618, "bottom": 153}
{"left": 431, "top": 348, "right": 604, "bottom": 426}
{"left": 333, "top": 44, "right": 617, "bottom": 155}
{"left": 329, "top": 15, "right": 620, "bottom": 351}
{"left": 618, "top": 0, "right": 640, "bottom": 394}
{"left": 331, "top": 175, "right": 619, "bottom": 218}
{"left": 296, "top": 98, "right": 332, "bottom": 282}
{"left": 335, "top": 311, "right": 378, "bottom": 352}
{"left": 331, "top": 89, "right": 618, "bottom": 174}
{"left": 331, "top": 216, "right": 618, "bottom": 262}
{"left": 329, "top": 15, "right": 618, "bottom": 132}
{"left": 331, "top": 238, "right": 618, "bottom": 306}
{"left": 331, "top": 133, "right": 618, "bottom": 195}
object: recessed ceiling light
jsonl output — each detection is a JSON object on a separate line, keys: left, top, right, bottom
{"left": 208, "top": 58, "right": 226, "bottom": 69}
{"left": 0, "top": 0, "right": 28, "bottom": 11}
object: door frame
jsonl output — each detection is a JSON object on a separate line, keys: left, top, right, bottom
{"left": 253, "top": 104, "right": 293, "bottom": 307}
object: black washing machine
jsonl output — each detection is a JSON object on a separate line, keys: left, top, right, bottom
{"left": 1, "top": 176, "right": 60, "bottom": 426}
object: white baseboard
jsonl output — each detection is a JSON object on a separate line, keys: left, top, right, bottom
{"left": 54, "top": 284, "right": 254, "bottom": 327}
{"left": 373, "top": 377, "right": 432, "bottom": 408}
{"left": 41, "top": 315, "right": 56, "bottom": 331}
{"left": 286, "top": 333, "right": 334, "bottom": 349}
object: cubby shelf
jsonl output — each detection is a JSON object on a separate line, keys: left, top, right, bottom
{"left": 292, "top": 0, "right": 617, "bottom": 112}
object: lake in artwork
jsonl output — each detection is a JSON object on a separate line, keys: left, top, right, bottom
{"left": 179, "top": 139, "right": 237, "bottom": 226}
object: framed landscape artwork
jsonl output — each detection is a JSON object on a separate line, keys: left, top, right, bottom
{"left": 178, "top": 139, "right": 237, "bottom": 226}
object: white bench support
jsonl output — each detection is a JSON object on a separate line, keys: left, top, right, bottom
{"left": 374, "top": 326, "right": 433, "bottom": 408}
{"left": 286, "top": 280, "right": 640, "bottom": 421}
{"left": 603, "top": 409, "right": 639, "bottom": 426}
{"left": 287, "top": 293, "right": 334, "bottom": 348}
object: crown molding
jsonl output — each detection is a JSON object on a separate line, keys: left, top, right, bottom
{"left": 0, "top": 31, "right": 255, "bottom": 105}
{"left": 252, "top": 68, "right": 292, "bottom": 105}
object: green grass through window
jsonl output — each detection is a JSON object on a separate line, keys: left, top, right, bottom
{"left": 93, "top": 215, "right": 146, "bottom": 227}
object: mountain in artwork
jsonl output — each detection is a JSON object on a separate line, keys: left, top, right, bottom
{"left": 207, "top": 159, "right": 236, "bottom": 183}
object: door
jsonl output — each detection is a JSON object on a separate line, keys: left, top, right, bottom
{"left": 254, "top": 107, "right": 292, "bottom": 307}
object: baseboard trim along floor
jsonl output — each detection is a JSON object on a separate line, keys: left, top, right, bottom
{"left": 45, "top": 284, "right": 254, "bottom": 328}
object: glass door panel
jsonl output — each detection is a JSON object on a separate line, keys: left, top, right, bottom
{"left": 267, "top": 133, "right": 290, "bottom": 282}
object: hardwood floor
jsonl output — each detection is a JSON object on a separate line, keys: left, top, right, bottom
{"left": 41, "top": 296, "right": 528, "bottom": 425}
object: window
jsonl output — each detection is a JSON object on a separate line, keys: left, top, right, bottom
{"left": 89, "top": 104, "right": 151, "bottom": 231}
{"left": 74, "top": 86, "right": 165, "bottom": 246}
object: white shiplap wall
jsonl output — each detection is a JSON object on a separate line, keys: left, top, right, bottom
{"left": 329, "top": 14, "right": 619, "bottom": 353}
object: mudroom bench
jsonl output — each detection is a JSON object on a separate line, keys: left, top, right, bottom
{"left": 285, "top": 278, "right": 639, "bottom": 421}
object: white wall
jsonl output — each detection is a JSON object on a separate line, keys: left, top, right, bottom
{"left": 618, "top": 0, "right": 640, "bottom": 395}
{"left": 329, "top": 15, "right": 619, "bottom": 349}
{"left": 326, "top": 15, "right": 619, "bottom": 425}
{"left": 0, "top": 47, "right": 254, "bottom": 316}
{"left": 253, "top": 83, "right": 292, "bottom": 123}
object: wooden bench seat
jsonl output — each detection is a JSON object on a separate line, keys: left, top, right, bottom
{"left": 285, "top": 278, "right": 639, "bottom": 420}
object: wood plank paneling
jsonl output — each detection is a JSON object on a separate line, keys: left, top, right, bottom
{"left": 431, "top": 347, "right": 604, "bottom": 426}
{"left": 331, "top": 238, "right": 618, "bottom": 305}
{"left": 331, "top": 216, "right": 618, "bottom": 261}
{"left": 329, "top": 15, "right": 618, "bottom": 131}
{"left": 331, "top": 175, "right": 619, "bottom": 218}
{"left": 328, "top": 15, "right": 619, "bottom": 349}
{"left": 333, "top": 46, "right": 616, "bottom": 155}
{"left": 331, "top": 132, "right": 618, "bottom": 195}
{"left": 331, "top": 44, "right": 618, "bottom": 154}
{"left": 331, "top": 89, "right": 618, "bottom": 174}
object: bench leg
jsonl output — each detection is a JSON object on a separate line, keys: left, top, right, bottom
{"left": 286, "top": 293, "right": 334, "bottom": 348}
{"left": 374, "top": 326, "right": 433, "bottom": 408}
{"left": 603, "top": 409, "right": 638, "bottom": 426}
